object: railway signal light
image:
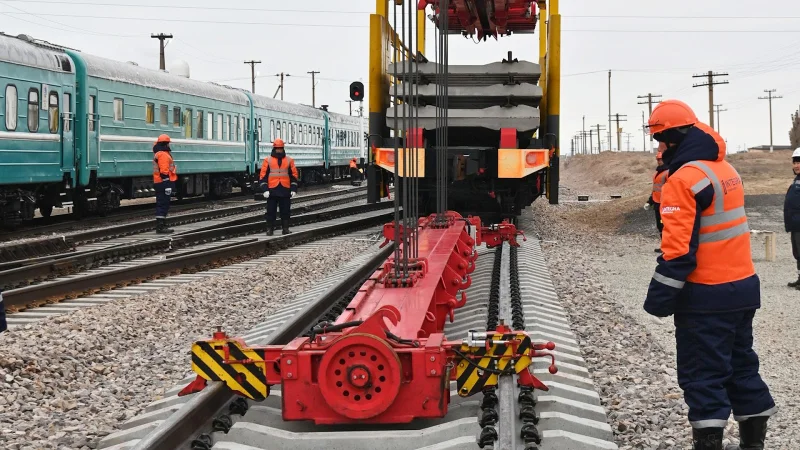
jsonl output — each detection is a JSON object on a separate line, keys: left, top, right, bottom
{"left": 350, "top": 81, "right": 364, "bottom": 102}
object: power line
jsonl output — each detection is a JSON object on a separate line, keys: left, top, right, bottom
{"left": 0, "top": 0, "right": 370, "bottom": 14}
{"left": 637, "top": 93, "right": 662, "bottom": 153}
{"left": 692, "top": 71, "right": 729, "bottom": 129}
{"left": 307, "top": 70, "right": 320, "bottom": 108}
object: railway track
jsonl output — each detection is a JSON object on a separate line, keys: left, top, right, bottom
{"left": 96, "top": 227, "right": 618, "bottom": 450}
{"left": 0, "top": 185, "right": 368, "bottom": 264}
{"left": 0, "top": 182, "right": 358, "bottom": 242}
{"left": 2, "top": 200, "right": 392, "bottom": 327}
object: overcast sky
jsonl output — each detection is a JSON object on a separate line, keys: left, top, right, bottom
{"left": 3, "top": 0, "right": 800, "bottom": 154}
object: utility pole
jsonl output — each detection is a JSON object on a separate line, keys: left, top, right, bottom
{"left": 244, "top": 60, "right": 261, "bottom": 94}
{"left": 692, "top": 71, "right": 729, "bottom": 129}
{"left": 273, "top": 73, "right": 290, "bottom": 100}
{"left": 151, "top": 33, "right": 173, "bottom": 70}
{"left": 641, "top": 111, "right": 647, "bottom": 153}
{"left": 307, "top": 70, "right": 320, "bottom": 107}
{"left": 346, "top": 100, "right": 354, "bottom": 116}
{"left": 582, "top": 115, "right": 586, "bottom": 155}
{"left": 608, "top": 70, "right": 613, "bottom": 151}
{"left": 758, "top": 89, "right": 783, "bottom": 153}
{"left": 624, "top": 132, "right": 632, "bottom": 152}
{"left": 637, "top": 93, "right": 662, "bottom": 152}
{"left": 594, "top": 124, "right": 606, "bottom": 153}
{"left": 713, "top": 104, "right": 727, "bottom": 133}
{"left": 609, "top": 114, "right": 627, "bottom": 153}
{"left": 588, "top": 129, "right": 594, "bottom": 155}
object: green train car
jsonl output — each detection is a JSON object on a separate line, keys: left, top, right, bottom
{"left": 0, "top": 33, "right": 366, "bottom": 228}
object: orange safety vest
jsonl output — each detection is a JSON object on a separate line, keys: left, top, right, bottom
{"left": 259, "top": 156, "right": 298, "bottom": 189}
{"left": 662, "top": 160, "right": 753, "bottom": 285}
{"left": 152, "top": 151, "right": 177, "bottom": 183}
{"left": 652, "top": 170, "right": 668, "bottom": 204}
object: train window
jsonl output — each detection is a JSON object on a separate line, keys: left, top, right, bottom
{"left": 258, "top": 119, "right": 263, "bottom": 142}
{"left": 173, "top": 107, "right": 181, "bottom": 127}
{"left": 217, "top": 114, "right": 223, "bottom": 140}
{"left": 270, "top": 120, "right": 275, "bottom": 141}
{"left": 145, "top": 102, "right": 155, "bottom": 124}
{"left": 160, "top": 105, "right": 168, "bottom": 125}
{"left": 113, "top": 98, "right": 123, "bottom": 122}
{"left": 242, "top": 116, "right": 247, "bottom": 142}
{"left": 227, "top": 114, "right": 232, "bottom": 140}
{"left": 196, "top": 110, "right": 204, "bottom": 139}
{"left": 207, "top": 112, "right": 213, "bottom": 140}
{"left": 88, "top": 95, "right": 96, "bottom": 132}
{"left": 300, "top": 124, "right": 304, "bottom": 145}
{"left": 282, "top": 121, "right": 287, "bottom": 140}
{"left": 27, "top": 88, "right": 39, "bottom": 132}
{"left": 304, "top": 125, "right": 309, "bottom": 144}
{"left": 63, "top": 93, "right": 71, "bottom": 132}
{"left": 5, "top": 85, "right": 17, "bottom": 131}
{"left": 291, "top": 123, "right": 296, "bottom": 143}
{"left": 184, "top": 108, "right": 192, "bottom": 138}
{"left": 48, "top": 91, "right": 59, "bottom": 133}
{"left": 223, "top": 115, "right": 229, "bottom": 140}
{"left": 235, "top": 116, "right": 240, "bottom": 142}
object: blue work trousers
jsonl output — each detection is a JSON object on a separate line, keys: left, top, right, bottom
{"left": 155, "top": 181, "right": 174, "bottom": 219}
{"left": 266, "top": 195, "right": 291, "bottom": 224}
{"left": 0, "top": 291, "right": 7, "bottom": 333}
{"left": 675, "top": 310, "right": 776, "bottom": 428}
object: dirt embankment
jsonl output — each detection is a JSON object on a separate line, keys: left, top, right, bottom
{"left": 560, "top": 150, "right": 792, "bottom": 232}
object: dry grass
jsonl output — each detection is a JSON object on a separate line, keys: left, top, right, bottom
{"left": 560, "top": 150, "right": 792, "bottom": 232}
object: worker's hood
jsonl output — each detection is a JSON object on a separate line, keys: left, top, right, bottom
{"left": 153, "top": 142, "right": 170, "bottom": 153}
{"left": 667, "top": 122, "right": 726, "bottom": 175}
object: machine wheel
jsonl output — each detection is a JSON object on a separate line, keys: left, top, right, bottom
{"left": 39, "top": 204, "right": 53, "bottom": 218}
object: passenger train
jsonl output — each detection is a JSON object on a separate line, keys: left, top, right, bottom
{"left": 0, "top": 33, "right": 366, "bottom": 228}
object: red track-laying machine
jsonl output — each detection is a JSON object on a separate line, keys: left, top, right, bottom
{"left": 180, "top": 213, "right": 558, "bottom": 425}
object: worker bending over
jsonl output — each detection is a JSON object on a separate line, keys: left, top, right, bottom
{"left": 259, "top": 138, "right": 298, "bottom": 236}
{"left": 785, "top": 148, "right": 800, "bottom": 289}
{"left": 644, "top": 142, "right": 669, "bottom": 252}
{"left": 152, "top": 134, "right": 177, "bottom": 234}
{"left": 645, "top": 100, "right": 775, "bottom": 450}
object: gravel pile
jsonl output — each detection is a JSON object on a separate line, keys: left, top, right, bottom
{"left": 525, "top": 191, "right": 798, "bottom": 449}
{"left": 0, "top": 238, "right": 372, "bottom": 450}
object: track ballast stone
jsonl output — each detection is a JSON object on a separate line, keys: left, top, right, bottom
{"left": 0, "top": 235, "right": 375, "bottom": 450}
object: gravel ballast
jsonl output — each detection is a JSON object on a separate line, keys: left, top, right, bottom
{"left": 0, "top": 238, "right": 371, "bottom": 450}
{"left": 527, "top": 189, "right": 797, "bottom": 449}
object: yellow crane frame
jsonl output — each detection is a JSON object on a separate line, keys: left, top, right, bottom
{"left": 368, "top": 0, "right": 561, "bottom": 203}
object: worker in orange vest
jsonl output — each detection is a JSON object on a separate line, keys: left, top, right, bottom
{"left": 645, "top": 100, "right": 774, "bottom": 450}
{"left": 644, "top": 142, "right": 669, "bottom": 252}
{"left": 349, "top": 157, "right": 360, "bottom": 184}
{"left": 152, "top": 134, "right": 177, "bottom": 234}
{"left": 259, "top": 138, "right": 299, "bottom": 235}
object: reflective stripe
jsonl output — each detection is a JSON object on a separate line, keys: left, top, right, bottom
{"left": 700, "top": 206, "right": 746, "bottom": 228}
{"left": 652, "top": 271, "right": 686, "bottom": 289}
{"left": 690, "top": 419, "right": 729, "bottom": 429}
{"left": 733, "top": 405, "right": 778, "bottom": 422}
{"left": 691, "top": 178, "right": 711, "bottom": 194}
{"left": 684, "top": 161, "right": 724, "bottom": 213}
{"left": 699, "top": 222, "right": 750, "bottom": 243}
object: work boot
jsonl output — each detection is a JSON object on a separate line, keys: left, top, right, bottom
{"left": 281, "top": 219, "right": 292, "bottom": 235}
{"left": 693, "top": 427, "right": 724, "bottom": 450}
{"left": 266, "top": 221, "right": 275, "bottom": 236}
{"left": 788, "top": 276, "right": 800, "bottom": 288}
{"left": 654, "top": 248, "right": 662, "bottom": 253}
{"left": 156, "top": 218, "right": 173, "bottom": 234}
{"left": 725, "top": 417, "right": 768, "bottom": 450}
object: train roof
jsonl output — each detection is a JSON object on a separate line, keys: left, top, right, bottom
{"left": 248, "top": 92, "right": 327, "bottom": 119}
{"left": 0, "top": 33, "right": 74, "bottom": 73}
{"left": 328, "top": 111, "right": 365, "bottom": 126}
{"left": 74, "top": 51, "right": 250, "bottom": 106}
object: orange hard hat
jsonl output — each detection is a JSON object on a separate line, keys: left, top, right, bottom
{"left": 273, "top": 138, "right": 285, "bottom": 148}
{"left": 648, "top": 100, "right": 698, "bottom": 135}
{"left": 157, "top": 134, "right": 170, "bottom": 143}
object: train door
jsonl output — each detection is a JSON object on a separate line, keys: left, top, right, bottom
{"left": 86, "top": 87, "right": 99, "bottom": 172}
{"left": 323, "top": 114, "right": 330, "bottom": 169}
{"left": 60, "top": 86, "right": 75, "bottom": 186}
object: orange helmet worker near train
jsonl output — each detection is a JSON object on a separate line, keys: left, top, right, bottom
{"left": 644, "top": 142, "right": 669, "bottom": 252}
{"left": 259, "top": 138, "right": 299, "bottom": 236}
{"left": 152, "top": 134, "right": 177, "bottom": 234}
{"left": 645, "top": 100, "right": 775, "bottom": 450}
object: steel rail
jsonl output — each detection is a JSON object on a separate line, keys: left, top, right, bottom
{"left": 0, "top": 195, "right": 372, "bottom": 292}
{"left": 130, "top": 243, "right": 396, "bottom": 450}
{"left": 0, "top": 187, "right": 368, "bottom": 264}
{"left": 2, "top": 205, "right": 393, "bottom": 311}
